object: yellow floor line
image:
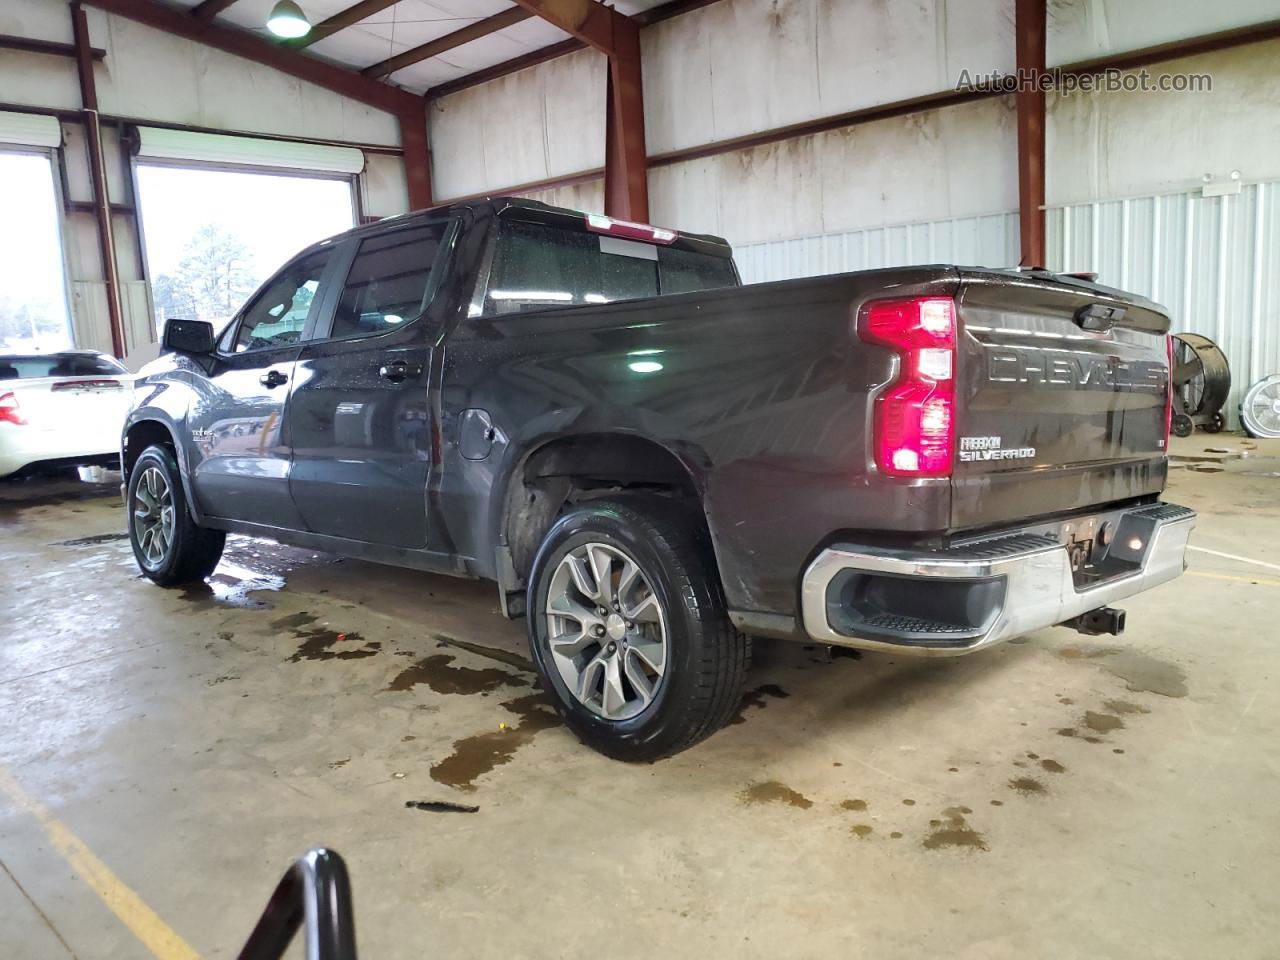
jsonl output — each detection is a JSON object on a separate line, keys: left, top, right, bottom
{"left": 0, "top": 767, "right": 201, "bottom": 960}
{"left": 1187, "top": 570, "right": 1280, "bottom": 588}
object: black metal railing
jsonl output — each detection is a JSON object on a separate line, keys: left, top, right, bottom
{"left": 236, "top": 848, "right": 357, "bottom": 960}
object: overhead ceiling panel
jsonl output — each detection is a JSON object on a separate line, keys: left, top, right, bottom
{"left": 306, "top": 26, "right": 416, "bottom": 67}
{"left": 388, "top": 18, "right": 574, "bottom": 91}
{"left": 611, "top": 0, "right": 671, "bottom": 13}
{"left": 492, "top": 14, "right": 573, "bottom": 49}
{"left": 150, "top": 0, "right": 686, "bottom": 99}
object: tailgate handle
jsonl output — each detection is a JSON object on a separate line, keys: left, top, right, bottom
{"left": 1074, "top": 303, "right": 1125, "bottom": 332}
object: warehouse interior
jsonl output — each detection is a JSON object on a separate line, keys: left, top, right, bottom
{"left": 2, "top": 0, "right": 1280, "bottom": 957}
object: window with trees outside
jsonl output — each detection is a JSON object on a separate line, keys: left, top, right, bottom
{"left": 0, "top": 152, "right": 73, "bottom": 353}
{"left": 136, "top": 164, "right": 355, "bottom": 338}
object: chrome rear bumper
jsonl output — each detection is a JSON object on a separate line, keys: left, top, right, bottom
{"left": 800, "top": 502, "right": 1196, "bottom": 656}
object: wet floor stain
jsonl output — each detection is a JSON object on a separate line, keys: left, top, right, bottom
{"left": 0, "top": 483, "right": 119, "bottom": 516}
{"left": 1008, "top": 777, "right": 1047, "bottom": 796}
{"left": 1103, "top": 699, "right": 1151, "bottom": 716}
{"left": 840, "top": 799, "right": 867, "bottom": 811}
{"left": 1040, "top": 758, "right": 1067, "bottom": 774}
{"left": 922, "top": 806, "right": 987, "bottom": 851}
{"left": 730, "top": 683, "right": 790, "bottom": 725}
{"left": 1083, "top": 711, "right": 1124, "bottom": 733}
{"left": 54, "top": 531, "right": 129, "bottom": 546}
{"left": 180, "top": 569, "right": 285, "bottom": 610}
{"left": 428, "top": 693, "right": 561, "bottom": 792}
{"left": 1060, "top": 646, "right": 1188, "bottom": 698}
{"left": 1057, "top": 727, "right": 1103, "bottom": 743}
{"left": 270, "top": 611, "right": 318, "bottom": 630}
{"left": 289, "top": 628, "right": 381, "bottom": 662}
{"left": 433, "top": 634, "right": 535, "bottom": 674}
{"left": 405, "top": 799, "right": 479, "bottom": 814}
{"left": 850, "top": 824, "right": 873, "bottom": 838}
{"left": 384, "top": 654, "right": 526, "bottom": 695}
{"left": 1098, "top": 650, "right": 1189, "bottom": 698}
{"left": 739, "top": 780, "right": 813, "bottom": 810}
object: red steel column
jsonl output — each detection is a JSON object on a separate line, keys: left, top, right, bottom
{"left": 71, "top": 2, "right": 127, "bottom": 358}
{"left": 398, "top": 101, "right": 434, "bottom": 211}
{"left": 604, "top": 21, "right": 648, "bottom": 222}
{"left": 1015, "top": 0, "right": 1046, "bottom": 267}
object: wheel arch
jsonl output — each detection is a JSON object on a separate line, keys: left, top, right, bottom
{"left": 494, "top": 431, "right": 714, "bottom": 599}
{"left": 122, "top": 415, "right": 204, "bottom": 523}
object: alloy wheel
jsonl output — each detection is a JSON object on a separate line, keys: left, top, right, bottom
{"left": 544, "top": 542, "right": 669, "bottom": 721}
{"left": 132, "top": 465, "right": 175, "bottom": 569}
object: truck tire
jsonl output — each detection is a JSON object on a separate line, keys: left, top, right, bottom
{"left": 127, "top": 444, "right": 226, "bottom": 586}
{"left": 526, "top": 496, "right": 749, "bottom": 761}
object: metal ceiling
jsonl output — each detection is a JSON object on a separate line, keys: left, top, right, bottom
{"left": 164, "top": 0, "right": 671, "bottom": 93}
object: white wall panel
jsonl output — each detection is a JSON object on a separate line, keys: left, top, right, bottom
{"left": 0, "top": 0, "right": 400, "bottom": 146}
{"left": 1046, "top": 181, "right": 1280, "bottom": 426}
{"left": 733, "top": 211, "right": 1019, "bottom": 284}
{"left": 520, "top": 180, "right": 606, "bottom": 215}
{"left": 430, "top": 48, "right": 605, "bottom": 201}
{"left": 642, "top": 0, "right": 1014, "bottom": 155}
{"left": 651, "top": 95, "right": 1017, "bottom": 246}
{"left": 1047, "top": 0, "right": 1280, "bottom": 65}
{"left": 1046, "top": 40, "right": 1280, "bottom": 207}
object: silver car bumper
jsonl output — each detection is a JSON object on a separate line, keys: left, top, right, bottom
{"left": 800, "top": 501, "right": 1196, "bottom": 656}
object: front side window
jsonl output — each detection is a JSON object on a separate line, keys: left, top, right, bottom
{"left": 232, "top": 249, "right": 331, "bottom": 353}
{"left": 328, "top": 223, "right": 447, "bottom": 340}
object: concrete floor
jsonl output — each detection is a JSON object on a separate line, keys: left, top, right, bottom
{"left": 1, "top": 434, "right": 1278, "bottom": 960}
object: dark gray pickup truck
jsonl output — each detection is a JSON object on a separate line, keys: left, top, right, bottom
{"left": 124, "top": 197, "right": 1195, "bottom": 759}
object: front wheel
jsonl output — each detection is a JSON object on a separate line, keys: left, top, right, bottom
{"left": 527, "top": 496, "right": 749, "bottom": 761}
{"left": 127, "top": 444, "right": 225, "bottom": 586}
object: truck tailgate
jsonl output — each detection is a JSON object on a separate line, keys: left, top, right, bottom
{"left": 952, "top": 269, "right": 1170, "bottom": 531}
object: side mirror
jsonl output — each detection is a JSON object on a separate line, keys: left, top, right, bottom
{"left": 162, "top": 318, "right": 215, "bottom": 355}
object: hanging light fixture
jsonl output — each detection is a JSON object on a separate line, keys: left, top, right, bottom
{"left": 267, "top": 0, "right": 311, "bottom": 38}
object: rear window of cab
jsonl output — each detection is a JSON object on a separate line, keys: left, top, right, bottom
{"left": 480, "top": 220, "right": 738, "bottom": 317}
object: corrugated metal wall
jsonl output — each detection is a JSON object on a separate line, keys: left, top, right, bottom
{"left": 1046, "top": 181, "right": 1280, "bottom": 427}
{"left": 734, "top": 212, "right": 1020, "bottom": 285}
{"left": 733, "top": 181, "right": 1279, "bottom": 429}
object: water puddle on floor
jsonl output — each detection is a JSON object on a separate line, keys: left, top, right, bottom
{"left": 384, "top": 654, "right": 526, "bottom": 695}
{"left": 737, "top": 780, "right": 813, "bottom": 809}
{"left": 428, "top": 693, "right": 561, "bottom": 792}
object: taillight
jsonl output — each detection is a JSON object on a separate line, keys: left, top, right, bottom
{"left": 0, "top": 391, "right": 25, "bottom": 426}
{"left": 858, "top": 297, "right": 956, "bottom": 477}
{"left": 1163, "top": 334, "right": 1175, "bottom": 450}
{"left": 585, "top": 213, "right": 677, "bottom": 245}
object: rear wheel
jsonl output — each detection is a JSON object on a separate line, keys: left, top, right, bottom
{"left": 128, "top": 444, "right": 225, "bottom": 586}
{"left": 527, "top": 496, "right": 749, "bottom": 761}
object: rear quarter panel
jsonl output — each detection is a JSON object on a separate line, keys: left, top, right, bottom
{"left": 441, "top": 267, "right": 960, "bottom": 619}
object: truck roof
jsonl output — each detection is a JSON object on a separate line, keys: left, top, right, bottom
{"left": 313, "top": 196, "right": 735, "bottom": 260}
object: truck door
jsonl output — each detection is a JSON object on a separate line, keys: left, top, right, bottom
{"left": 287, "top": 220, "right": 452, "bottom": 548}
{"left": 187, "top": 247, "right": 336, "bottom": 528}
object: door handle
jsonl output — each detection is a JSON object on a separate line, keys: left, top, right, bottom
{"left": 378, "top": 359, "right": 422, "bottom": 383}
{"left": 259, "top": 369, "right": 288, "bottom": 388}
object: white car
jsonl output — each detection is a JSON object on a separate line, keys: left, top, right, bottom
{"left": 0, "top": 351, "right": 133, "bottom": 478}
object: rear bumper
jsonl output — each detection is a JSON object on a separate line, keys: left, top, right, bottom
{"left": 800, "top": 501, "right": 1196, "bottom": 656}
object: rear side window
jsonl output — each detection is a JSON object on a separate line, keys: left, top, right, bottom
{"left": 328, "top": 223, "right": 447, "bottom": 339}
{"left": 481, "top": 220, "right": 737, "bottom": 316}
{"left": 233, "top": 249, "right": 332, "bottom": 353}
{"left": 0, "top": 354, "right": 125, "bottom": 379}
